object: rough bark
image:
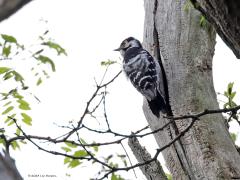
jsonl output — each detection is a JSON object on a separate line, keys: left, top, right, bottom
{"left": 0, "top": 153, "right": 23, "bottom": 180}
{"left": 128, "top": 136, "right": 167, "bottom": 180}
{"left": 142, "top": 0, "right": 240, "bottom": 179}
{"left": 0, "top": 0, "right": 33, "bottom": 22}
{"left": 190, "top": 0, "right": 240, "bottom": 58}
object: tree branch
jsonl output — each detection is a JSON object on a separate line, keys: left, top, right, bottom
{"left": 4, "top": 64, "right": 240, "bottom": 179}
{"left": 7, "top": 103, "right": 240, "bottom": 179}
{"left": 128, "top": 136, "right": 167, "bottom": 180}
{"left": 189, "top": 0, "right": 240, "bottom": 58}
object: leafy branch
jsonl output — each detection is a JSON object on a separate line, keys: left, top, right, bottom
{"left": 0, "top": 31, "right": 66, "bottom": 151}
{"left": 3, "top": 66, "right": 240, "bottom": 179}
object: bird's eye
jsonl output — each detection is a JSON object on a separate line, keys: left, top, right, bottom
{"left": 120, "top": 43, "right": 126, "bottom": 49}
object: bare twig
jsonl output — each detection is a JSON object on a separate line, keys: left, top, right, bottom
{"left": 61, "top": 70, "right": 122, "bottom": 141}
{"left": 120, "top": 142, "right": 137, "bottom": 178}
{"left": 2, "top": 65, "right": 240, "bottom": 179}
{"left": 98, "top": 118, "right": 197, "bottom": 179}
{"left": 165, "top": 105, "right": 240, "bottom": 120}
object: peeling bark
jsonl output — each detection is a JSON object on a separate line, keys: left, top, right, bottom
{"left": 142, "top": 0, "right": 240, "bottom": 179}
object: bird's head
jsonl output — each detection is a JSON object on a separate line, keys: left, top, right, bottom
{"left": 114, "top": 37, "right": 142, "bottom": 56}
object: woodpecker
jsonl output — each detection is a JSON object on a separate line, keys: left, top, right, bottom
{"left": 114, "top": 37, "right": 166, "bottom": 117}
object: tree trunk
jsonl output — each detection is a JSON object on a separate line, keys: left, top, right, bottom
{"left": 142, "top": 0, "right": 240, "bottom": 179}
{"left": 190, "top": 0, "right": 240, "bottom": 58}
{"left": 0, "top": 0, "right": 32, "bottom": 22}
{"left": 128, "top": 136, "right": 167, "bottom": 180}
{"left": 0, "top": 153, "right": 23, "bottom": 180}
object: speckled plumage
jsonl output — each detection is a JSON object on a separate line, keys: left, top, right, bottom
{"left": 115, "top": 37, "right": 166, "bottom": 117}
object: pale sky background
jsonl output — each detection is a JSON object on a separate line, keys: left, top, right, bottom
{"left": 0, "top": 0, "right": 239, "bottom": 180}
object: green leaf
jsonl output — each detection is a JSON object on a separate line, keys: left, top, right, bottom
{"left": 111, "top": 173, "right": 117, "bottom": 180}
{"left": 0, "top": 138, "right": 6, "bottom": 145}
{"left": 36, "top": 77, "right": 42, "bottom": 86}
{"left": 101, "top": 60, "right": 117, "bottom": 66}
{"left": 2, "top": 45, "right": 11, "bottom": 57}
{"left": 61, "top": 147, "right": 72, "bottom": 152}
{"left": 2, "top": 106, "right": 14, "bottom": 115}
{"left": 17, "top": 99, "right": 31, "bottom": 110}
{"left": 64, "top": 157, "right": 71, "bottom": 164}
{"left": 37, "top": 55, "right": 56, "bottom": 72}
{"left": 16, "top": 127, "right": 21, "bottom": 136}
{"left": 80, "top": 138, "right": 87, "bottom": 145}
{"left": 21, "top": 113, "right": 32, "bottom": 126}
{"left": 230, "top": 133, "right": 237, "bottom": 142}
{"left": 199, "top": 15, "right": 207, "bottom": 27}
{"left": 42, "top": 41, "right": 67, "bottom": 55}
{"left": 74, "top": 150, "right": 88, "bottom": 157}
{"left": 11, "top": 141, "right": 19, "bottom": 149}
{"left": 0, "top": 67, "right": 10, "bottom": 74}
{"left": 109, "top": 162, "right": 118, "bottom": 168}
{"left": 166, "top": 173, "right": 173, "bottom": 180}
{"left": 228, "top": 82, "right": 234, "bottom": 90}
{"left": 65, "top": 142, "right": 77, "bottom": 148}
{"left": 111, "top": 173, "right": 124, "bottom": 180}
{"left": 230, "top": 92, "right": 236, "bottom": 99}
{"left": 0, "top": 93, "right": 8, "bottom": 96}
{"left": 7, "top": 120, "right": 15, "bottom": 126}
{"left": 3, "top": 72, "right": 13, "bottom": 80}
{"left": 3, "top": 101, "right": 11, "bottom": 107}
{"left": 11, "top": 70, "right": 24, "bottom": 82}
{"left": 227, "top": 82, "right": 234, "bottom": 95}
{"left": 68, "top": 159, "right": 81, "bottom": 168}
{"left": 5, "top": 114, "right": 16, "bottom": 123}
{"left": 12, "top": 91, "right": 23, "bottom": 99}
{"left": 93, "top": 145, "right": 98, "bottom": 152}
{"left": 224, "top": 91, "right": 228, "bottom": 97}
{"left": 19, "top": 103, "right": 31, "bottom": 110}
{"left": 1, "top": 34, "right": 17, "bottom": 43}
{"left": 11, "top": 141, "right": 20, "bottom": 150}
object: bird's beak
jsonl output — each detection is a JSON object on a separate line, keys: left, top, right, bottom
{"left": 114, "top": 47, "right": 121, "bottom": 51}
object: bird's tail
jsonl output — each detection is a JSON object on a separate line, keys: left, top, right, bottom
{"left": 147, "top": 91, "right": 167, "bottom": 117}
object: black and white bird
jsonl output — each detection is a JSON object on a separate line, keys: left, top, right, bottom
{"left": 114, "top": 37, "right": 167, "bottom": 117}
